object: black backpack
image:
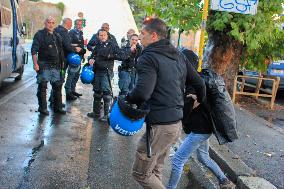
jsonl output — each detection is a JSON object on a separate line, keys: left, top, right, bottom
{"left": 201, "top": 69, "right": 238, "bottom": 144}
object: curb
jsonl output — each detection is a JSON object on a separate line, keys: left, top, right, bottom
{"left": 209, "top": 135, "right": 277, "bottom": 189}
{"left": 209, "top": 137, "right": 255, "bottom": 183}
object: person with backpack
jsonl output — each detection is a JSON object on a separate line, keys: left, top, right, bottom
{"left": 166, "top": 48, "right": 236, "bottom": 189}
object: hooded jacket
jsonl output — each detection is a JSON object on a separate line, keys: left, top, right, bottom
{"left": 126, "top": 39, "right": 206, "bottom": 125}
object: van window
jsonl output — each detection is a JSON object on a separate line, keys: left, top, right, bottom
{"left": 1, "top": 6, "right": 12, "bottom": 26}
{"left": 16, "top": 7, "right": 23, "bottom": 30}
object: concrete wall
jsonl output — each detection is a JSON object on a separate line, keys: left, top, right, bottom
{"left": 19, "top": 0, "right": 62, "bottom": 39}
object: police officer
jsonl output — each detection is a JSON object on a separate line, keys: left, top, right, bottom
{"left": 87, "top": 23, "right": 118, "bottom": 51}
{"left": 87, "top": 29, "right": 129, "bottom": 121}
{"left": 120, "top": 28, "right": 135, "bottom": 48}
{"left": 118, "top": 34, "right": 141, "bottom": 97}
{"left": 65, "top": 19, "right": 86, "bottom": 100}
{"left": 31, "top": 16, "right": 66, "bottom": 115}
{"left": 55, "top": 18, "right": 82, "bottom": 63}
{"left": 49, "top": 18, "right": 82, "bottom": 106}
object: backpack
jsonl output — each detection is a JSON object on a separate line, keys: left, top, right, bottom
{"left": 201, "top": 69, "right": 238, "bottom": 144}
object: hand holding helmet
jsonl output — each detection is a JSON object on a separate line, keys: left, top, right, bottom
{"left": 80, "top": 65, "right": 95, "bottom": 84}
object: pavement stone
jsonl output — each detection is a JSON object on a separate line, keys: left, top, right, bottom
{"left": 237, "top": 176, "right": 278, "bottom": 189}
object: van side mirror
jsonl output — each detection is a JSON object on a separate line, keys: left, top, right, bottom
{"left": 21, "top": 23, "right": 27, "bottom": 35}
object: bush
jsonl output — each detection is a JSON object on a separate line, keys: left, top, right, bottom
{"left": 56, "top": 2, "right": 65, "bottom": 15}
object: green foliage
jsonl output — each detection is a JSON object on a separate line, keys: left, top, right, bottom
{"left": 132, "top": 0, "right": 202, "bottom": 31}
{"left": 56, "top": 2, "right": 65, "bottom": 16}
{"left": 29, "top": 0, "right": 41, "bottom": 2}
{"left": 131, "top": 0, "right": 284, "bottom": 71}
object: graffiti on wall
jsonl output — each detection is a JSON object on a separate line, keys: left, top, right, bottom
{"left": 211, "top": 0, "right": 259, "bottom": 15}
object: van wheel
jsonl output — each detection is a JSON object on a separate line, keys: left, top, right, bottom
{"left": 15, "top": 65, "right": 24, "bottom": 81}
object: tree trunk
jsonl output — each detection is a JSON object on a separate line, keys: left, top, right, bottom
{"left": 203, "top": 31, "right": 243, "bottom": 95}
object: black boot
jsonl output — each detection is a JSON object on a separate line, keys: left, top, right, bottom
{"left": 87, "top": 94, "right": 102, "bottom": 118}
{"left": 100, "top": 95, "right": 112, "bottom": 122}
{"left": 52, "top": 82, "right": 66, "bottom": 114}
{"left": 37, "top": 82, "right": 49, "bottom": 115}
{"left": 66, "top": 93, "right": 77, "bottom": 101}
{"left": 72, "top": 91, "right": 82, "bottom": 97}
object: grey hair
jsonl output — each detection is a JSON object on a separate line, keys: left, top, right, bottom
{"left": 62, "top": 18, "right": 72, "bottom": 25}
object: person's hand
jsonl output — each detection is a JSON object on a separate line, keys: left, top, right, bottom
{"left": 130, "top": 45, "right": 136, "bottom": 53}
{"left": 89, "top": 59, "right": 95, "bottom": 65}
{"left": 75, "top": 47, "right": 82, "bottom": 52}
{"left": 193, "top": 100, "right": 200, "bottom": 109}
{"left": 34, "top": 63, "right": 39, "bottom": 72}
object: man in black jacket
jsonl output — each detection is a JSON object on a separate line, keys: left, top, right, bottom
{"left": 65, "top": 19, "right": 86, "bottom": 100}
{"left": 55, "top": 18, "right": 82, "bottom": 59}
{"left": 87, "top": 29, "right": 129, "bottom": 121}
{"left": 118, "top": 34, "right": 142, "bottom": 97}
{"left": 87, "top": 23, "right": 118, "bottom": 51}
{"left": 51, "top": 18, "right": 82, "bottom": 106}
{"left": 31, "top": 16, "right": 66, "bottom": 115}
{"left": 125, "top": 18, "right": 206, "bottom": 188}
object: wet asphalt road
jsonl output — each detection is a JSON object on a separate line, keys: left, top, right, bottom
{"left": 1, "top": 43, "right": 283, "bottom": 189}
{"left": 0, "top": 44, "right": 190, "bottom": 189}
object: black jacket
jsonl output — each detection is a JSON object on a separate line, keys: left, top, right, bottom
{"left": 31, "top": 28, "right": 64, "bottom": 68}
{"left": 54, "top": 25, "right": 75, "bottom": 57}
{"left": 87, "top": 32, "right": 118, "bottom": 51}
{"left": 182, "top": 97, "right": 212, "bottom": 134}
{"left": 126, "top": 39, "right": 206, "bottom": 125}
{"left": 69, "top": 28, "right": 86, "bottom": 57}
{"left": 90, "top": 40, "right": 129, "bottom": 72}
{"left": 120, "top": 42, "right": 142, "bottom": 70}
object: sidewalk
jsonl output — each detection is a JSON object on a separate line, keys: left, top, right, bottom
{"left": 201, "top": 105, "right": 284, "bottom": 189}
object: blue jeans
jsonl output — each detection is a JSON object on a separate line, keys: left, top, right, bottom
{"left": 64, "top": 65, "right": 81, "bottom": 94}
{"left": 118, "top": 70, "right": 136, "bottom": 95}
{"left": 36, "top": 68, "right": 61, "bottom": 84}
{"left": 167, "top": 133, "right": 227, "bottom": 189}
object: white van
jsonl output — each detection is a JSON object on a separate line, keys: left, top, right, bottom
{"left": 0, "top": 0, "right": 27, "bottom": 87}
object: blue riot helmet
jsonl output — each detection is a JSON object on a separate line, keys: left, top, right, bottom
{"left": 109, "top": 97, "right": 149, "bottom": 136}
{"left": 67, "top": 53, "right": 81, "bottom": 66}
{"left": 80, "top": 66, "right": 94, "bottom": 84}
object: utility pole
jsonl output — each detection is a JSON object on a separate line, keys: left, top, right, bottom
{"left": 197, "top": 0, "right": 209, "bottom": 72}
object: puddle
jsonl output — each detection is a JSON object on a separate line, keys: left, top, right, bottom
{"left": 23, "top": 140, "right": 44, "bottom": 174}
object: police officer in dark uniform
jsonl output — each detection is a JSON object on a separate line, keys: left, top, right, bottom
{"left": 55, "top": 18, "right": 82, "bottom": 64}
{"left": 65, "top": 19, "right": 86, "bottom": 100}
{"left": 118, "top": 34, "right": 142, "bottom": 97}
{"left": 87, "top": 23, "right": 118, "bottom": 51}
{"left": 49, "top": 18, "right": 82, "bottom": 106}
{"left": 31, "top": 16, "right": 66, "bottom": 115}
{"left": 87, "top": 29, "right": 129, "bottom": 121}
